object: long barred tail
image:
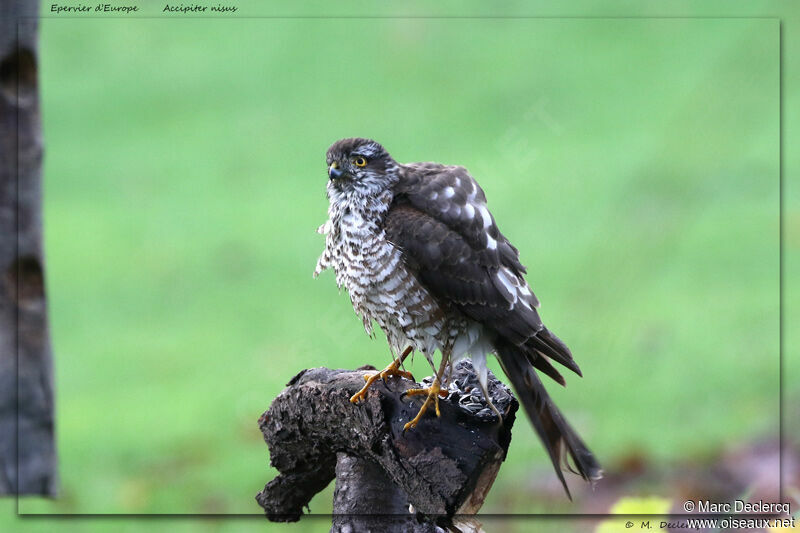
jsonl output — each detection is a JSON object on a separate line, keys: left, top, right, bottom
{"left": 495, "top": 336, "right": 602, "bottom": 498}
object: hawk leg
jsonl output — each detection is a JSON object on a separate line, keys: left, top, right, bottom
{"left": 402, "top": 354, "right": 450, "bottom": 432}
{"left": 349, "top": 346, "right": 415, "bottom": 404}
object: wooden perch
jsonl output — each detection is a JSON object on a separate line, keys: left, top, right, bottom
{"left": 256, "top": 360, "right": 518, "bottom": 532}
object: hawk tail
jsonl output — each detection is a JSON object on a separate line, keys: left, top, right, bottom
{"left": 495, "top": 338, "right": 602, "bottom": 498}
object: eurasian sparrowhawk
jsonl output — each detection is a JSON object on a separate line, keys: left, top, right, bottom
{"left": 314, "top": 138, "right": 602, "bottom": 495}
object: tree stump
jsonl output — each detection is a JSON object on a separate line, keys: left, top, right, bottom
{"left": 256, "top": 361, "right": 518, "bottom": 532}
{"left": 0, "top": 0, "right": 57, "bottom": 496}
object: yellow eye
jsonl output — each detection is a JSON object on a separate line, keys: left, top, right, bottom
{"left": 353, "top": 156, "right": 367, "bottom": 167}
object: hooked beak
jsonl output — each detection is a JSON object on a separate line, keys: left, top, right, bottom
{"left": 328, "top": 162, "right": 345, "bottom": 181}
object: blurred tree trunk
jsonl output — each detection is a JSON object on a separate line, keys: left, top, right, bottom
{"left": 0, "top": 0, "right": 57, "bottom": 496}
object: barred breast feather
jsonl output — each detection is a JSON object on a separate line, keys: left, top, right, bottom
{"left": 314, "top": 190, "right": 447, "bottom": 361}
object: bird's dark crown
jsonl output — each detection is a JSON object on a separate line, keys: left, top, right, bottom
{"left": 326, "top": 138, "right": 391, "bottom": 164}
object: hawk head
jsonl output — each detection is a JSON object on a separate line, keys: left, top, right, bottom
{"left": 325, "top": 138, "right": 398, "bottom": 195}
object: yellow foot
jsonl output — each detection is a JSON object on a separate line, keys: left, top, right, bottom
{"left": 349, "top": 358, "right": 415, "bottom": 404}
{"left": 402, "top": 381, "right": 449, "bottom": 431}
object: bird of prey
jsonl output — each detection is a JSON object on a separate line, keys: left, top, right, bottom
{"left": 314, "top": 137, "right": 602, "bottom": 494}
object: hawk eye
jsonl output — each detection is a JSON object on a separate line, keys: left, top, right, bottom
{"left": 353, "top": 156, "right": 367, "bottom": 167}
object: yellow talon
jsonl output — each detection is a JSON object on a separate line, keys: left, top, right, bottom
{"left": 402, "top": 380, "right": 448, "bottom": 431}
{"left": 349, "top": 351, "right": 415, "bottom": 404}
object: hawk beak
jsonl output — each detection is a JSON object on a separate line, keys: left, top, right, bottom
{"left": 329, "top": 163, "right": 344, "bottom": 181}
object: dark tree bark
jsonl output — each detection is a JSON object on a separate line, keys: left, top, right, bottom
{"left": 256, "top": 361, "right": 518, "bottom": 532}
{"left": 0, "top": 0, "right": 57, "bottom": 496}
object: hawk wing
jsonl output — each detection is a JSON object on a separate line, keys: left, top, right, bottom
{"left": 391, "top": 163, "right": 528, "bottom": 275}
{"left": 385, "top": 163, "right": 602, "bottom": 493}
{"left": 386, "top": 163, "right": 580, "bottom": 379}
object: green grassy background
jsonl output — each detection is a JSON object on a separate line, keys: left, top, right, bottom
{"left": 4, "top": 2, "right": 794, "bottom": 532}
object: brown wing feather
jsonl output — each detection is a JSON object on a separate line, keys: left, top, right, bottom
{"left": 387, "top": 165, "right": 579, "bottom": 365}
{"left": 383, "top": 203, "right": 539, "bottom": 342}
{"left": 384, "top": 163, "right": 599, "bottom": 493}
{"left": 393, "top": 163, "right": 528, "bottom": 275}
